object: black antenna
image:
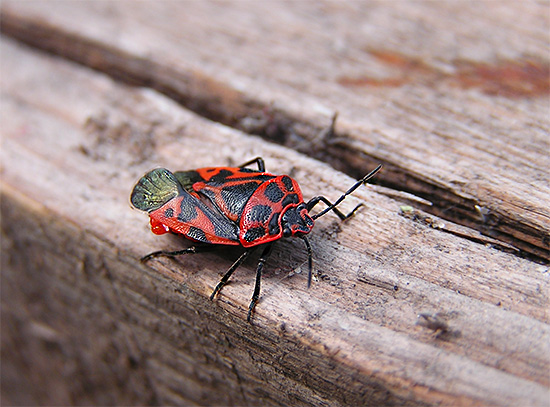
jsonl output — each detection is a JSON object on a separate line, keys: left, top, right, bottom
{"left": 311, "top": 164, "right": 382, "bottom": 220}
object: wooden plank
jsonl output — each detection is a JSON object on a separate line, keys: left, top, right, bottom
{"left": 1, "top": 34, "right": 549, "bottom": 406}
{"left": 1, "top": 1, "right": 548, "bottom": 261}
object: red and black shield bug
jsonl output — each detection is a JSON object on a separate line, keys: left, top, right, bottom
{"left": 131, "top": 157, "right": 381, "bottom": 322}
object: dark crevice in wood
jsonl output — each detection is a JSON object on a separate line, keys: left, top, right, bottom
{"left": 1, "top": 11, "right": 547, "bottom": 263}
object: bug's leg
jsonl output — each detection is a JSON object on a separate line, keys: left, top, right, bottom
{"left": 300, "top": 236, "right": 314, "bottom": 288}
{"left": 238, "top": 157, "right": 265, "bottom": 172}
{"left": 141, "top": 245, "right": 214, "bottom": 262}
{"left": 308, "top": 164, "right": 382, "bottom": 220}
{"left": 210, "top": 249, "right": 253, "bottom": 300}
{"left": 247, "top": 244, "right": 274, "bottom": 322}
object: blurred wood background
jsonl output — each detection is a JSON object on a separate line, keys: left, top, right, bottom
{"left": 1, "top": 1, "right": 548, "bottom": 406}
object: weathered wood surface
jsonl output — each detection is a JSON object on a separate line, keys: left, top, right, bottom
{"left": 1, "top": 2, "right": 549, "bottom": 406}
{"left": 1, "top": 1, "right": 548, "bottom": 261}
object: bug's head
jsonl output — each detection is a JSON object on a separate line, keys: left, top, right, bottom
{"left": 281, "top": 203, "right": 314, "bottom": 237}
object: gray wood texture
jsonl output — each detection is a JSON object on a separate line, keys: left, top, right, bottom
{"left": 1, "top": 2, "right": 549, "bottom": 406}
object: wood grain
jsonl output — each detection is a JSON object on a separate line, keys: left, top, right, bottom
{"left": 1, "top": 2, "right": 549, "bottom": 406}
{"left": 1, "top": 1, "right": 548, "bottom": 260}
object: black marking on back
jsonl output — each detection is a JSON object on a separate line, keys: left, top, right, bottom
{"left": 188, "top": 226, "right": 208, "bottom": 242}
{"left": 248, "top": 204, "right": 273, "bottom": 224}
{"left": 281, "top": 176, "right": 294, "bottom": 192}
{"left": 177, "top": 199, "right": 198, "bottom": 222}
{"left": 282, "top": 193, "right": 299, "bottom": 208}
{"left": 210, "top": 171, "right": 274, "bottom": 186}
{"left": 164, "top": 208, "right": 174, "bottom": 218}
{"left": 243, "top": 227, "right": 266, "bottom": 242}
{"left": 220, "top": 182, "right": 260, "bottom": 216}
{"left": 264, "top": 182, "right": 284, "bottom": 203}
{"left": 209, "top": 169, "right": 234, "bottom": 185}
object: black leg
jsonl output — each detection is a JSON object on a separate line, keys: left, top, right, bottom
{"left": 247, "top": 244, "right": 274, "bottom": 322}
{"left": 140, "top": 245, "right": 214, "bottom": 262}
{"left": 307, "top": 164, "right": 382, "bottom": 220}
{"left": 238, "top": 157, "right": 265, "bottom": 172}
{"left": 300, "top": 236, "right": 314, "bottom": 288}
{"left": 210, "top": 249, "right": 253, "bottom": 300}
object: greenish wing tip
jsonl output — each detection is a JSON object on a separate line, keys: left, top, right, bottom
{"left": 131, "top": 168, "right": 182, "bottom": 212}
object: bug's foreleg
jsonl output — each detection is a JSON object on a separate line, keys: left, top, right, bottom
{"left": 300, "top": 236, "right": 314, "bottom": 288}
{"left": 247, "top": 244, "right": 274, "bottom": 322}
{"left": 210, "top": 249, "right": 253, "bottom": 300}
{"left": 141, "top": 245, "right": 214, "bottom": 262}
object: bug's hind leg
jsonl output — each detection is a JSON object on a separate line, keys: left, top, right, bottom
{"left": 140, "top": 245, "right": 215, "bottom": 262}
{"left": 210, "top": 249, "right": 253, "bottom": 300}
{"left": 247, "top": 244, "right": 274, "bottom": 322}
{"left": 237, "top": 157, "right": 265, "bottom": 172}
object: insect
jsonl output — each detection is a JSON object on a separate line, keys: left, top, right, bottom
{"left": 131, "top": 157, "right": 381, "bottom": 322}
